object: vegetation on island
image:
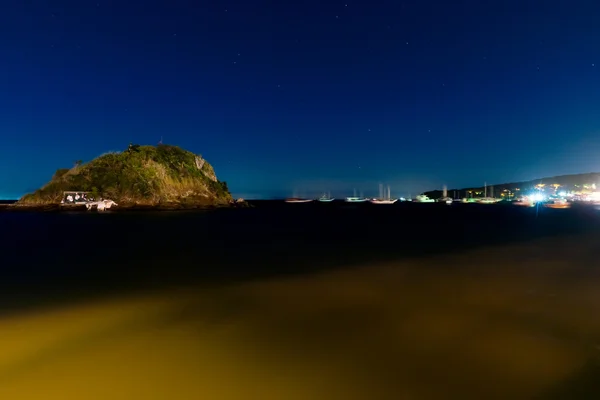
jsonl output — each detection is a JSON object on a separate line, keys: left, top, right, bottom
{"left": 19, "top": 143, "right": 233, "bottom": 207}
{"left": 424, "top": 172, "right": 600, "bottom": 200}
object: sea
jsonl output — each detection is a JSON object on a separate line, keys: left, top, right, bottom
{"left": 1, "top": 200, "right": 600, "bottom": 399}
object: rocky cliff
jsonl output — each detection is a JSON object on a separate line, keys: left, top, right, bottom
{"left": 18, "top": 144, "right": 233, "bottom": 208}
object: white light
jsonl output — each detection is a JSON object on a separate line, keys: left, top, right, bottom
{"left": 531, "top": 192, "right": 545, "bottom": 202}
{"left": 589, "top": 192, "right": 600, "bottom": 201}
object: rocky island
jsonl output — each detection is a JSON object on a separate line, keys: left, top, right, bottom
{"left": 9, "top": 143, "right": 246, "bottom": 211}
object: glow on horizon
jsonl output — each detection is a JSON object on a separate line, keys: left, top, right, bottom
{"left": 0, "top": 194, "right": 21, "bottom": 200}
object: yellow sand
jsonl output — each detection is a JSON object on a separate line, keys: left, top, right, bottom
{"left": 0, "top": 234, "right": 598, "bottom": 399}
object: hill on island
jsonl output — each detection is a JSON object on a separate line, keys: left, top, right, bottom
{"left": 19, "top": 144, "right": 232, "bottom": 207}
{"left": 424, "top": 172, "right": 600, "bottom": 200}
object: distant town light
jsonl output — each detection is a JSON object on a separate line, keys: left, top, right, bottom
{"left": 531, "top": 192, "right": 545, "bottom": 202}
{"left": 589, "top": 192, "right": 600, "bottom": 201}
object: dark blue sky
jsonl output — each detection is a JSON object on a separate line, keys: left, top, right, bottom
{"left": 2, "top": 0, "right": 600, "bottom": 199}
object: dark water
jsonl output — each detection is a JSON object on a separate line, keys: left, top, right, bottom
{"left": 0, "top": 201, "right": 598, "bottom": 310}
{"left": 3, "top": 201, "right": 600, "bottom": 399}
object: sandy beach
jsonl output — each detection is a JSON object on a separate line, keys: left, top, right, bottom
{"left": 0, "top": 232, "right": 599, "bottom": 399}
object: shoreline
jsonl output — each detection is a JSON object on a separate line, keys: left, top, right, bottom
{"left": 0, "top": 201, "right": 250, "bottom": 212}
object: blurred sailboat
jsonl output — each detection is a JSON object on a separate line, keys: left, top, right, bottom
{"left": 285, "top": 190, "right": 313, "bottom": 203}
{"left": 370, "top": 184, "right": 398, "bottom": 204}
{"left": 414, "top": 194, "right": 435, "bottom": 203}
{"left": 318, "top": 192, "right": 335, "bottom": 202}
{"left": 285, "top": 198, "right": 313, "bottom": 203}
{"left": 477, "top": 182, "right": 500, "bottom": 204}
{"left": 345, "top": 188, "right": 368, "bottom": 203}
{"left": 437, "top": 185, "right": 453, "bottom": 205}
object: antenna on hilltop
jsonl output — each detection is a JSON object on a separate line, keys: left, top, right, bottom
{"left": 158, "top": 136, "right": 163, "bottom": 145}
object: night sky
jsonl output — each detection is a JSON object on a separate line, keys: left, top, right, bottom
{"left": 2, "top": 0, "right": 600, "bottom": 199}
